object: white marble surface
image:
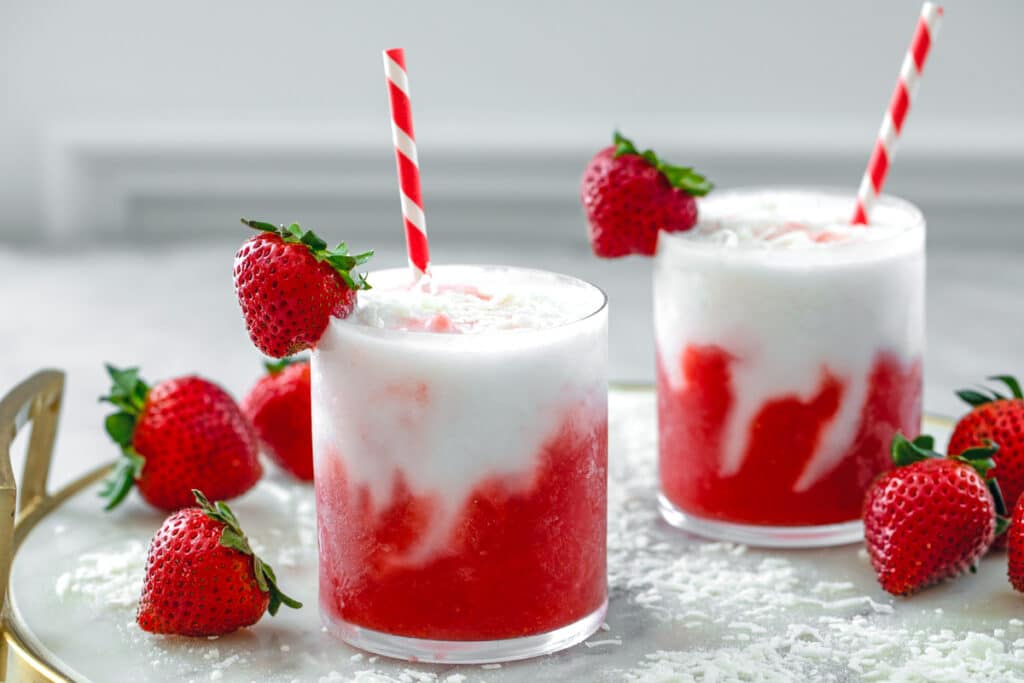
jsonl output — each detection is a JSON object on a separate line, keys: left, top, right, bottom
{"left": 0, "top": 241, "right": 1021, "bottom": 489}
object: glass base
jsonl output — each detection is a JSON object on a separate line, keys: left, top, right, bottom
{"left": 658, "top": 492, "right": 863, "bottom": 548}
{"left": 321, "top": 598, "right": 608, "bottom": 664}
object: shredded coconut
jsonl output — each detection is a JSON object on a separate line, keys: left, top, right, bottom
{"left": 585, "top": 639, "right": 623, "bottom": 647}
{"left": 54, "top": 539, "right": 146, "bottom": 608}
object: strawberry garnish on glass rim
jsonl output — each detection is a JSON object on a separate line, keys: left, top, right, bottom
{"left": 234, "top": 220, "right": 374, "bottom": 358}
{"left": 240, "top": 219, "right": 374, "bottom": 291}
{"left": 580, "top": 131, "right": 713, "bottom": 258}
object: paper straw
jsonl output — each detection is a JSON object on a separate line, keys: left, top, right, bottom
{"left": 851, "top": 2, "right": 943, "bottom": 225}
{"left": 383, "top": 48, "right": 431, "bottom": 276}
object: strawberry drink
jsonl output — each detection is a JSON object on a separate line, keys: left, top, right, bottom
{"left": 655, "top": 188, "right": 925, "bottom": 547}
{"left": 312, "top": 265, "right": 609, "bottom": 663}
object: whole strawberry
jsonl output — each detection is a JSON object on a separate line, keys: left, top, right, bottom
{"left": 242, "top": 357, "right": 313, "bottom": 481}
{"left": 137, "top": 490, "right": 301, "bottom": 636}
{"left": 100, "top": 365, "right": 262, "bottom": 511}
{"left": 949, "top": 375, "right": 1024, "bottom": 547}
{"left": 1008, "top": 495, "right": 1024, "bottom": 591}
{"left": 863, "top": 433, "right": 1005, "bottom": 596}
{"left": 234, "top": 220, "right": 372, "bottom": 358}
{"left": 580, "top": 132, "right": 712, "bottom": 258}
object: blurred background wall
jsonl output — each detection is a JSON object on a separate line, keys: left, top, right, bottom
{"left": 2, "top": 0, "right": 1022, "bottom": 251}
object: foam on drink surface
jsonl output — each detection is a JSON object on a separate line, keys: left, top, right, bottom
{"left": 350, "top": 267, "right": 601, "bottom": 334}
{"left": 673, "top": 189, "right": 922, "bottom": 251}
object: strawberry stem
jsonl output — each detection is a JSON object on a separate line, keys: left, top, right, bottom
{"left": 240, "top": 218, "right": 373, "bottom": 291}
{"left": 892, "top": 432, "right": 1002, "bottom": 482}
{"left": 612, "top": 131, "right": 714, "bottom": 197}
{"left": 192, "top": 490, "right": 303, "bottom": 615}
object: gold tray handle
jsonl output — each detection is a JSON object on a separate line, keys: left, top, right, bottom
{"left": 0, "top": 370, "right": 65, "bottom": 681}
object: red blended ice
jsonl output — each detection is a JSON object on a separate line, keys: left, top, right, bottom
{"left": 312, "top": 265, "right": 608, "bottom": 663}
{"left": 654, "top": 189, "right": 925, "bottom": 547}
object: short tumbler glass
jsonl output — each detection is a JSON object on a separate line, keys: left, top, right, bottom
{"left": 312, "top": 265, "right": 609, "bottom": 663}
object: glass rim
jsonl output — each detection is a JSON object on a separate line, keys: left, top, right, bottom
{"left": 327, "top": 263, "right": 609, "bottom": 340}
{"left": 658, "top": 185, "right": 925, "bottom": 261}
{"left": 694, "top": 185, "right": 926, "bottom": 229}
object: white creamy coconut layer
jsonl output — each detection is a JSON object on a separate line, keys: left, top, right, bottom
{"left": 654, "top": 189, "right": 925, "bottom": 491}
{"left": 312, "top": 265, "right": 607, "bottom": 560}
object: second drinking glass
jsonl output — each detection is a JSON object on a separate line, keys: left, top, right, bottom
{"left": 655, "top": 188, "right": 925, "bottom": 547}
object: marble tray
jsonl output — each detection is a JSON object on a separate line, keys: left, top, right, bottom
{"left": 8, "top": 389, "right": 1024, "bottom": 682}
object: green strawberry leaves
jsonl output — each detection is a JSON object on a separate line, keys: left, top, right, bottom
{"left": 104, "top": 412, "right": 136, "bottom": 447}
{"left": 243, "top": 220, "right": 278, "bottom": 233}
{"left": 264, "top": 356, "right": 305, "bottom": 375}
{"left": 892, "top": 431, "right": 1000, "bottom": 482}
{"left": 957, "top": 390, "right": 993, "bottom": 407}
{"left": 241, "top": 218, "right": 373, "bottom": 291}
{"left": 990, "top": 375, "right": 1024, "bottom": 399}
{"left": 956, "top": 374, "right": 1024, "bottom": 407}
{"left": 890, "top": 432, "right": 943, "bottom": 466}
{"left": 99, "top": 364, "right": 151, "bottom": 511}
{"left": 193, "top": 490, "right": 303, "bottom": 616}
{"left": 101, "top": 365, "right": 149, "bottom": 414}
{"left": 99, "top": 448, "right": 145, "bottom": 511}
{"left": 612, "top": 131, "right": 714, "bottom": 197}
{"left": 954, "top": 442, "right": 999, "bottom": 481}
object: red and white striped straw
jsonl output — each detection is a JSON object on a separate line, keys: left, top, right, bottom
{"left": 383, "top": 48, "right": 430, "bottom": 277}
{"left": 851, "top": 2, "right": 943, "bottom": 225}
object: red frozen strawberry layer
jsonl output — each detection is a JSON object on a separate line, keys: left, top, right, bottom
{"left": 658, "top": 345, "right": 921, "bottom": 526}
{"left": 316, "top": 403, "right": 608, "bottom": 640}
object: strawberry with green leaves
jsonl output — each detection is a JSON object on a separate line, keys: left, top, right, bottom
{"left": 242, "top": 357, "right": 314, "bottom": 481}
{"left": 137, "top": 490, "right": 301, "bottom": 636}
{"left": 100, "top": 365, "right": 261, "bottom": 511}
{"left": 580, "top": 132, "right": 712, "bottom": 257}
{"left": 863, "top": 433, "right": 1007, "bottom": 596}
{"left": 234, "top": 219, "right": 373, "bottom": 358}
{"left": 949, "top": 375, "right": 1024, "bottom": 547}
